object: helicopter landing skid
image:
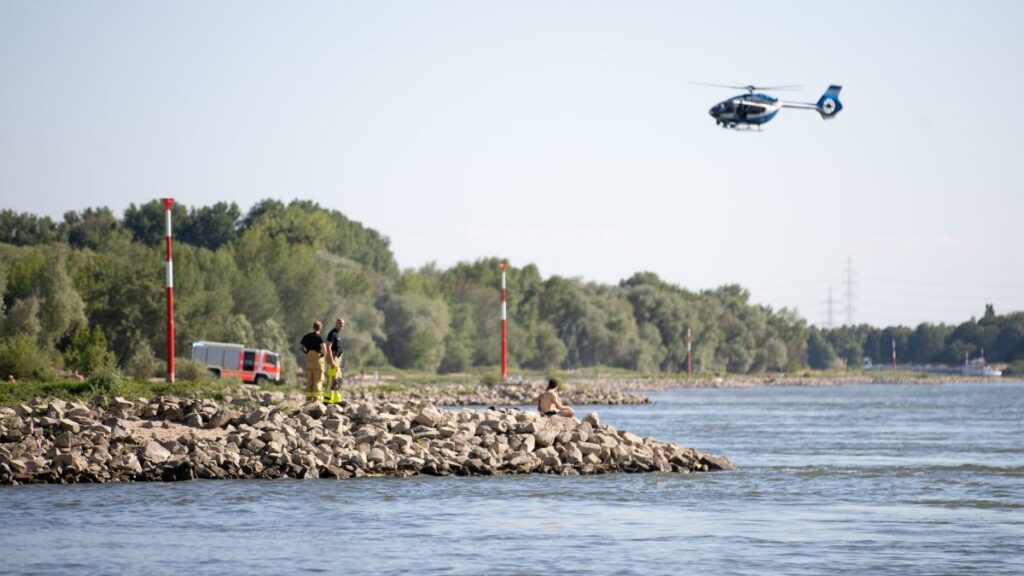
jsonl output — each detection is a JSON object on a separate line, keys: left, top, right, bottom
{"left": 722, "top": 123, "right": 762, "bottom": 132}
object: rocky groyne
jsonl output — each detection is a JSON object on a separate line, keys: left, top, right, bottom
{"left": 347, "top": 380, "right": 651, "bottom": 406}
{"left": 0, "top": 396, "right": 731, "bottom": 485}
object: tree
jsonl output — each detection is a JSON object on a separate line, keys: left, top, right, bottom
{"left": 807, "top": 329, "right": 837, "bottom": 369}
{"left": 122, "top": 201, "right": 188, "bottom": 246}
{"left": 525, "top": 321, "right": 567, "bottom": 370}
{"left": 36, "top": 247, "right": 87, "bottom": 348}
{"left": 439, "top": 303, "right": 474, "bottom": 374}
{"left": 64, "top": 326, "right": 116, "bottom": 374}
{"left": 62, "top": 207, "right": 129, "bottom": 250}
{"left": 380, "top": 293, "right": 450, "bottom": 370}
{"left": 1, "top": 297, "right": 41, "bottom": 342}
{"left": 908, "top": 323, "right": 947, "bottom": 364}
{"left": 758, "top": 337, "right": 788, "bottom": 372}
{"left": 0, "top": 210, "right": 58, "bottom": 245}
{"left": 178, "top": 202, "right": 241, "bottom": 250}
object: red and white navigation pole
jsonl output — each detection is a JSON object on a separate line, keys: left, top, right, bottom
{"left": 163, "top": 198, "right": 175, "bottom": 383}
{"left": 891, "top": 336, "right": 897, "bottom": 375}
{"left": 499, "top": 262, "right": 508, "bottom": 383}
{"left": 686, "top": 324, "right": 693, "bottom": 377}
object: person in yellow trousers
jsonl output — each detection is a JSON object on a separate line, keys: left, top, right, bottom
{"left": 324, "top": 318, "right": 346, "bottom": 404}
{"left": 300, "top": 321, "right": 327, "bottom": 403}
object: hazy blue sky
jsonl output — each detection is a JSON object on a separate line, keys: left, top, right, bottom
{"left": 2, "top": 1, "right": 1022, "bottom": 327}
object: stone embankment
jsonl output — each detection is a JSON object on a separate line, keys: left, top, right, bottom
{"left": 347, "top": 381, "right": 650, "bottom": 406}
{"left": 0, "top": 396, "right": 731, "bottom": 485}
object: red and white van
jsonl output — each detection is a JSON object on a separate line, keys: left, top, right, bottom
{"left": 190, "top": 341, "right": 281, "bottom": 384}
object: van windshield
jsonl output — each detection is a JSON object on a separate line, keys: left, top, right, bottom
{"left": 265, "top": 354, "right": 279, "bottom": 367}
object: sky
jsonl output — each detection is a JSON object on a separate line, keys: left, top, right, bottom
{"left": 1, "top": 1, "right": 1022, "bottom": 328}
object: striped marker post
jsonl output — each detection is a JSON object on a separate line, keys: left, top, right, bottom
{"left": 163, "top": 198, "right": 175, "bottom": 382}
{"left": 687, "top": 324, "right": 693, "bottom": 377}
{"left": 500, "top": 262, "right": 507, "bottom": 383}
{"left": 891, "top": 336, "right": 896, "bottom": 374}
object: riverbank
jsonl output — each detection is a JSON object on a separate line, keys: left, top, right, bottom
{"left": 347, "top": 379, "right": 650, "bottom": 406}
{"left": 564, "top": 373, "right": 1015, "bottom": 392}
{"left": 0, "top": 394, "right": 732, "bottom": 485}
{"left": 337, "top": 373, "right": 1014, "bottom": 407}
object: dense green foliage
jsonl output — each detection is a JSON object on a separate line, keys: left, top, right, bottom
{"left": 0, "top": 202, "right": 1020, "bottom": 382}
{"left": 817, "top": 303, "right": 1024, "bottom": 367}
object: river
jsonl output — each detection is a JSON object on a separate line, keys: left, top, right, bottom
{"left": 2, "top": 382, "right": 1022, "bottom": 575}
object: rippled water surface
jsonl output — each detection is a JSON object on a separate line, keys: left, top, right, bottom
{"left": 2, "top": 382, "right": 1023, "bottom": 575}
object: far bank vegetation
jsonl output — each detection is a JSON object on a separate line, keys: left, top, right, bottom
{"left": 1, "top": 201, "right": 1022, "bottom": 383}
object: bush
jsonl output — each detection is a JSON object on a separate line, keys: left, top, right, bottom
{"left": 64, "top": 326, "right": 115, "bottom": 375}
{"left": 480, "top": 372, "right": 500, "bottom": 387}
{"left": 124, "top": 343, "right": 160, "bottom": 380}
{"left": 0, "top": 336, "right": 53, "bottom": 380}
{"left": 87, "top": 366, "right": 124, "bottom": 396}
{"left": 174, "top": 357, "right": 214, "bottom": 382}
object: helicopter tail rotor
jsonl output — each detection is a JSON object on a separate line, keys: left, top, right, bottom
{"left": 816, "top": 85, "right": 843, "bottom": 119}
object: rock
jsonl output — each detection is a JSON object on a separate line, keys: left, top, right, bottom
{"left": 356, "top": 403, "right": 377, "bottom": 420}
{"left": 245, "top": 408, "right": 269, "bottom": 425}
{"left": 534, "top": 428, "right": 558, "bottom": 449}
{"left": 367, "top": 447, "right": 387, "bottom": 464}
{"left": 301, "top": 403, "right": 326, "bottom": 419}
{"left": 577, "top": 442, "right": 602, "bottom": 456}
{"left": 699, "top": 453, "right": 734, "bottom": 471}
{"left": 414, "top": 405, "right": 444, "bottom": 428}
{"left": 583, "top": 412, "right": 601, "bottom": 428}
{"left": 323, "top": 418, "right": 346, "bottom": 433}
{"left": 534, "top": 447, "right": 561, "bottom": 467}
{"left": 398, "top": 456, "right": 425, "bottom": 470}
{"left": 58, "top": 419, "right": 81, "bottom": 434}
{"left": 140, "top": 441, "right": 172, "bottom": 465}
{"left": 621, "top": 431, "right": 643, "bottom": 445}
{"left": 206, "top": 410, "right": 236, "bottom": 429}
{"left": 185, "top": 413, "right": 204, "bottom": 428}
{"left": 561, "top": 445, "right": 583, "bottom": 465}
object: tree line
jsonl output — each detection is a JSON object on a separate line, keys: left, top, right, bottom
{"left": 1, "top": 201, "right": 1021, "bottom": 380}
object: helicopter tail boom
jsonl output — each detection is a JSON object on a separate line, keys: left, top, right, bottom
{"left": 780, "top": 85, "right": 843, "bottom": 119}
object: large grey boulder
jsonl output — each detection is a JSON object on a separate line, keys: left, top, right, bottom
{"left": 414, "top": 405, "right": 445, "bottom": 428}
{"left": 534, "top": 428, "right": 558, "bottom": 449}
{"left": 140, "top": 441, "right": 172, "bottom": 465}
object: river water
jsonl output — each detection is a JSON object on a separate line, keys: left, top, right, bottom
{"left": 2, "top": 382, "right": 1022, "bottom": 575}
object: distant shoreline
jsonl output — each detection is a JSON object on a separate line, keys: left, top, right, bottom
{"left": 565, "top": 374, "right": 1020, "bottom": 392}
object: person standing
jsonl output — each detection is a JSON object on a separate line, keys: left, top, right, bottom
{"left": 300, "top": 321, "right": 327, "bottom": 403}
{"left": 325, "top": 318, "right": 346, "bottom": 403}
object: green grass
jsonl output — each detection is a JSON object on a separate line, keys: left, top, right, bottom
{"left": 0, "top": 376, "right": 245, "bottom": 407}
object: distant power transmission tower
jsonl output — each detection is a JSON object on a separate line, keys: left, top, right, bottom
{"left": 842, "top": 255, "right": 857, "bottom": 325}
{"left": 822, "top": 286, "right": 836, "bottom": 328}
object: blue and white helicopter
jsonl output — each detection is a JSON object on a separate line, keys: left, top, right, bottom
{"left": 698, "top": 83, "right": 843, "bottom": 130}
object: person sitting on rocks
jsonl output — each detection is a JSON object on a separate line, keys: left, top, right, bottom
{"left": 534, "top": 378, "right": 574, "bottom": 417}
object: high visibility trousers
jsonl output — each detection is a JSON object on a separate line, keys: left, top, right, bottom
{"left": 305, "top": 351, "right": 324, "bottom": 401}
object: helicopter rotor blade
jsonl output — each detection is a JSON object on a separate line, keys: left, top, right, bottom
{"left": 689, "top": 82, "right": 803, "bottom": 92}
{"left": 688, "top": 82, "right": 750, "bottom": 90}
{"left": 757, "top": 84, "right": 802, "bottom": 91}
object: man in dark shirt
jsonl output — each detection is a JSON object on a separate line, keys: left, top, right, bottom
{"left": 325, "top": 317, "right": 346, "bottom": 399}
{"left": 300, "top": 321, "right": 327, "bottom": 402}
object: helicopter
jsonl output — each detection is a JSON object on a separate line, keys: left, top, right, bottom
{"left": 698, "top": 83, "right": 843, "bottom": 130}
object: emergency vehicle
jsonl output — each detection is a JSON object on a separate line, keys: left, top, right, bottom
{"left": 190, "top": 341, "right": 281, "bottom": 384}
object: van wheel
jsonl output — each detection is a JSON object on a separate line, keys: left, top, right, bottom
{"left": 254, "top": 374, "right": 268, "bottom": 385}
{"left": 209, "top": 368, "right": 221, "bottom": 379}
